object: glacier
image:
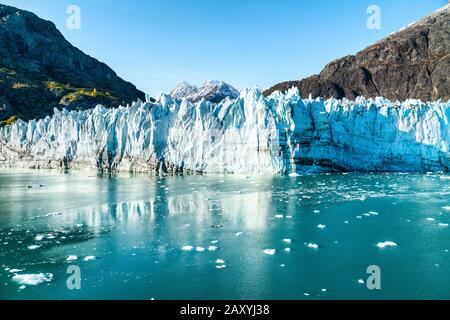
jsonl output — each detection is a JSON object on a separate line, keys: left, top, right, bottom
{"left": 0, "top": 87, "right": 450, "bottom": 175}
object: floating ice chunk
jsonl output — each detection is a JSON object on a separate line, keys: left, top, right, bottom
{"left": 288, "top": 173, "right": 300, "bottom": 177}
{"left": 196, "top": 247, "right": 205, "bottom": 252}
{"left": 44, "top": 212, "right": 61, "bottom": 217}
{"left": 284, "top": 248, "right": 291, "bottom": 253}
{"left": 313, "top": 210, "right": 320, "bottom": 214}
{"left": 12, "top": 273, "right": 53, "bottom": 286}
{"left": 27, "top": 245, "right": 41, "bottom": 250}
{"left": 427, "top": 218, "right": 436, "bottom": 221}
{"left": 275, "top": 215, "right": 284, "bottom": 219}
{"left": 211, "top": 240, "right": 219, "bottom": 244}
{"left": 307, "top": 243, "right": 319, "bottom": 249}
{"left": 208, "top": 246, "right": 218, "bottom": 251}
{"left": 286, "top": 216, "right": 293, "bottom": 219}
{"left": 263, "top": 249, "right": 276, "bottom": 255}
{"left": 376, "top": 241, "right": 398, "bottom": 248}
{"left": 438, "top": 223, "right": 449, "bottom": 227}
{"left": 369, "top": 211, "right": 379, "bottom": 216}
{"left": 235, "top": 232, "right": 243, "bottom": 237}
{"left": 304, "top": 293, "right": 310, "bottom": 296}
{"left": 83, "top": 256, "right": 96, "bottom": 262}
{"left": 66, "top": 255, "right": 78, "bottom": 262}
{"left": 182, "top": 246, "right": 194, "bottom": 251}
{"left": 317, "top": 224, "right": 326, "bottom": 229}
{"left": 9, "top": 269, "right": 25, "bottom": 273}
{"left": 283, "top": 239, "right": 292, "bottom": 244}
{"left": 358, "top": 279, "right": 365, "bottom": 284}
{"left": 215, "top": 259, "right": 226, "bottom": 264}
{"left": 442, "top": 207, "right": 450, "bottom": 211}
{"left": 321, "top": 289, "right": 327, "bottom": 292}
{"left": 215, "top": 265, "right": 227, "bottom": 269}
{"left": 35, "top": 235, "right": 44, "bottom": 241}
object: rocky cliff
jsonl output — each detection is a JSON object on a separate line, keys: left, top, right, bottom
{"left": 0, "top": 4, "right": 145, "bottom": 123}
{"left": 264, "top": 5, "right": 450, "bottom": 102}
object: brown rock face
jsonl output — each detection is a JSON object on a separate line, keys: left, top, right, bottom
{"left": 264, "top": 5, "right": 450, "bottom": 102}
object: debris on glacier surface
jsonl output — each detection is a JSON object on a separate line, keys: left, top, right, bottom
{"left": 1, "top": 88, "right": 450, "bottom": 174}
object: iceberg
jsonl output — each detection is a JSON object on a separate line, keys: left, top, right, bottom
{"left": 1, "top": 88, "right": 450, "bottom": 175}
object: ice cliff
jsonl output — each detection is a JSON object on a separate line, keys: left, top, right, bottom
{"left": 1, "top": 88, "right": 450, "bottom": 175}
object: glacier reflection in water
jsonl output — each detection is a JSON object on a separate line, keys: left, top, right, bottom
{"left": 1, "top": 170, "right": 450, "bottom": 299}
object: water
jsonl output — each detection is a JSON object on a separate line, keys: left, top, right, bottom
{"left": 1, "top": 169, "right": 450, "bottom": 300}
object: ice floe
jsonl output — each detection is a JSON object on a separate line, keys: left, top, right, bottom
{"left": 307, "top": 243, "right": 319, "bottom": 249}
{"left": 12, "top": 273, "right": 53, "bottom": 286}
{"left": 263, "top": 249, "right": 276, "bottom": 255}
{"left": 66, "top": 255, "right": 78, "bottom": 262}
{"left": 83, "top": 256, "right": 96, "bottom": 261}
{"left": 376, "top": 241, "right": 398, "bottom": 248}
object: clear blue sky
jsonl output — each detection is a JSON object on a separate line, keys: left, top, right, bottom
{"left": 1, "top": 0, "right": 447, "bottom": 95}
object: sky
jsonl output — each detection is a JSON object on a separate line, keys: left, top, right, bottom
{"left": 0, "top": 0, "right": 447, "bottom": 96}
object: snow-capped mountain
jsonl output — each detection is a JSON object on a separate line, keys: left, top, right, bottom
{"left": 1, "top": 88, "right": 450, "bottom": 175}
{"left": 170, "top": 80, "right": 239, "bottom": 103}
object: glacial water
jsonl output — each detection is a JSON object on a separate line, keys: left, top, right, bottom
{"left": 1, "top": 169, "right": 450, "bottom": 300}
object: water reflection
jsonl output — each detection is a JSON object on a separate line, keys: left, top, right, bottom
{"left": 2, "top": 171, "right": 450, "bottom": 299}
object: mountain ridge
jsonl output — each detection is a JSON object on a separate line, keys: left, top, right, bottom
{"left": 0, "top": 4, "right": 145, "bottom": 123}
{"left": 264, "top": 4, "right": 450, "bottom": 102}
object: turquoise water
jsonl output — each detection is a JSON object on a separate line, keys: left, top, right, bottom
{"left": 1, "top": 170, "right": 450, "bottom": 300}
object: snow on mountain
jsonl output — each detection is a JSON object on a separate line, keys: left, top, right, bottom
{"left": 1, "top": 88, "right": 450, "bottom": 175}
{"left": 170, "top": 80, "right": 239, "bottom": 103}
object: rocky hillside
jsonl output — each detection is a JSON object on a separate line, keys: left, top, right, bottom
{"left": 264, "top": 4, "right": 450, "bottom": 102}
{"left": 0, "top": 4, "right": 145, "bottom": 124}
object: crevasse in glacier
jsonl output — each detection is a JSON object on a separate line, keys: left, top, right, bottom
{"left": 0, "top": 87, "right": 449, "bottom": 174}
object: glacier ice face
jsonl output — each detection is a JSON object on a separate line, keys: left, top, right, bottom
{"left": 1, "top": 87, "right": 450, "bottom": 175}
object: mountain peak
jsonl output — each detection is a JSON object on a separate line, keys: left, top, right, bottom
{"left": 170, "top": 80, "right": 239, "bottom": 103}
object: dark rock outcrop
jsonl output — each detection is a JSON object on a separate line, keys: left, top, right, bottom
{"left": 264, "top": 5, "right": 450, "bottom": 102}
{"left": 0, "top": 4, "right": 145, "bottom": 122}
